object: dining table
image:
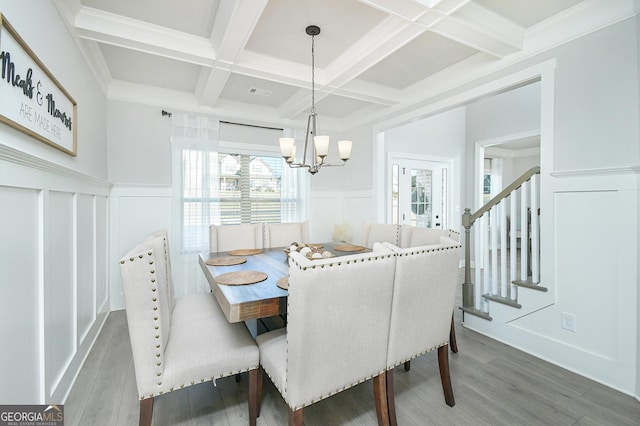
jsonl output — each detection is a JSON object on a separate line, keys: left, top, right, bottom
{"left": 198, "top": 242, "right": 371, "bottom": 323}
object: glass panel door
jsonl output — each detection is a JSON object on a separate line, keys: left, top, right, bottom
{"left": 398, "top": 160, "right": 449, "bottom": 229}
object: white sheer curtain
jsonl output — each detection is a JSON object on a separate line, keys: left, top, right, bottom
{"left": 170, "top": 113, "right": 220, "bottom": 296}
{"left": 280, "top": 128, "right": 310, "bottom": 222}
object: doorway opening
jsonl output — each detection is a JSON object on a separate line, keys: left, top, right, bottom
{"left": 389, "top": 156, "right": 452, "bottom": 229}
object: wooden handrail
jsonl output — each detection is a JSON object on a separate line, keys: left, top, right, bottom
{"left": 465, "top": 166, "right": 540, "bottom": 227}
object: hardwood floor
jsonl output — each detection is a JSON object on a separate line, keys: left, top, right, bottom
{"left": 65, "top": 294, "right": 640, "bottom": 425}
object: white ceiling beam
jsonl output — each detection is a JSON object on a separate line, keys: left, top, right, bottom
{"left": 197, "top": 0, "right": 268, "bottom": 107}
{"left": 74, "top": 6, "right": 215, "bottom": 66}
{"left": 234, "top": 51, "right": 312, "bottom": 88}
{"left": 427, "top": 2, "right": 524, "bottom": 58}
{"left": 330, "top": 79, "right": 402, "bottom": 107}
{"left": 358, "top": 0, "right": 431, "bottom": 21}
{"left": 360, "top": 0, "right": 522, "bottom": 58}
{"left": 325, "top": 16, "right": 424, "bottom": 87}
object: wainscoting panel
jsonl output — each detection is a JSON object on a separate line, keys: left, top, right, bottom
{"left": 308, "top": 189, "right": 375, "bottom": 244}
{"left": 95, "top": 195, "right": 109, "bottom": 314}
{"left": 77, "top": 194, "right": 96, "bottom": 346}
{"left": 0, "top": 186, "right": 41, "bottom": 403}
{"left": 554, "top": 190, "right": 619, "bottom": 356}
{"left": 0, "top": 145, "right": 111, "bottom": 404}
{"left": 45, "top": 191, "right": 76, "bottom": 397}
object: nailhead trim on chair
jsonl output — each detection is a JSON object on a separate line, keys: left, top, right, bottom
{"left": 289, "top": 253, "right": 394, "bottom": 270}
{"left": 138, "top": 366, "right": 259, "bottom": 399}
{"left": 122, "top": 251, "right": 167, "bottom": 393}
{"left": 389, "top": 341, "right": 448, "bottom": 370}
{"left": 385, "top": 241, "right": 461, "bottom": 370}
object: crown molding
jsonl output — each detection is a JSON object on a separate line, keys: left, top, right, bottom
{"left": 75, "top": 6, "right": 215, "bottom": 66}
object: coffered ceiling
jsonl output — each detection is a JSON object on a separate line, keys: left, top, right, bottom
{"left": 51, "top": 0, "right": 634, "bottom": 130}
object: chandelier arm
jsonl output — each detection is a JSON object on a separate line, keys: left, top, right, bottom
{"left": 302, "top": 112, "right": 313, "bottom": 166}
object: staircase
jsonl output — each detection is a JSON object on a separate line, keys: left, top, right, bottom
{"left": 460, "top": 167, "right": 545, "bottom": 321}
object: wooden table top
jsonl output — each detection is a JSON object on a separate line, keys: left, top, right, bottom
{"left": 199, "top": 242, "right": 369, "bottom": 323}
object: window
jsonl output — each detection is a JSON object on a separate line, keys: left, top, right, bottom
{"left": 172, "top": 115, "right": 308, "bottom": 256}
{"left": 180, "top": 149, "right": 286, "bottom": 252}
{"left": 216, "top": 153, "right": 283, "bottom": 224}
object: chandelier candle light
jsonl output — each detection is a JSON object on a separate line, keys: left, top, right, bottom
{"left": 279, "top": 25, "right": 352, "bottom": 174}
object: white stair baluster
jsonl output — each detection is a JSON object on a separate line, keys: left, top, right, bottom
{"left": 500, "top": 200, "right": 508, "bottom": 298}
{"left": 482, "top": 214, "right": 490, "bottom": 312}
{"left": 520, "top": 181, "right": 529, "bottom": 282}
{"left": 510, "top": 190, "right": 518, "bottom": 300}
{"left": 531, "top": 174, "right": 540, "bottom": 283}
{"left": 490, "top": 207, "right": 498, "bottom": 296}
{"left": 474, "top": 221, "right": 482, "bottom": 311}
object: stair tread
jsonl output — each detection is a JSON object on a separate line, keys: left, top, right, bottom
{"left": 482, "top": 294, "right": 522, "bottom": 308}
{"left": 512, "top": 279, "right": 547, "bottom": 292}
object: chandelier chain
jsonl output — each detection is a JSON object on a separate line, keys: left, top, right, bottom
{"left": 311, "top": 33, "right": 316, "bottom": 114}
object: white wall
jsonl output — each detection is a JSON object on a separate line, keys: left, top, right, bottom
{"left": 0, "top": 1, "right": 110, "bottom": 404}
{"left": 107, "top": 101, "right": 172, "bottom": 184}
{"left": 466, "top": 82, "right": 541, "bottom": 144}
{"left": 465, "top": 81, "right": 541, "bottom": 208}
{"left": 0, "top": 0, "right": 108, "bottom": 179}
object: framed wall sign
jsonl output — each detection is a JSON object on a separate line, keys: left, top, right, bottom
{"left": 0, "top": 14, "right": 77, "bottom": 156}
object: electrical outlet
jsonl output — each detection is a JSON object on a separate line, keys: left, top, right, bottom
{"left": 561, "top": 312, "right": 576, "bottom": 332}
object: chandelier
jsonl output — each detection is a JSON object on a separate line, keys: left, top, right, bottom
{"left": 279, "top": 25, "right": 352, "bottom": 174}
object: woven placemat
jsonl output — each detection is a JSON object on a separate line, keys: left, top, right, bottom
{"left": 334, "top": 244, "right": 366, "bottom": 252}
{"left": 227, "top": 248, "right": 263, "bottom": 256}
{"left": 215, "top": 271, "right": 268, "bottom": 286}
{"left": 206, "top": 256, "right": 247, "bottom": 266}
{"left": 276, "top": 276, "right": 289, "bottom": 290}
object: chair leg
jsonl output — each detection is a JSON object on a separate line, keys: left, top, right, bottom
{"left": 256, "top": 367, "right": 263, "bottom": 417}
{"left": 437, "top": 345, "right": 455, "bottom": 407}
{"left": 403, "top": 361, "right": 411, "bottom": 371}
{"left": 373, "top": 372, "right": 390, "bottom": 426}
{"left": 386, "top": 370, "right": 397, "bottom": 426}
{"left": 139, "top": 397, "right": 153, "bottom": 426}
{"left": 249, "top": 369, "right": 259, "bottom": 426}
{"left": 288, "top": 407, "right": 303, "bottom": 426}
{"left": 449, "top": 315, "right": 459, "bottom": 353}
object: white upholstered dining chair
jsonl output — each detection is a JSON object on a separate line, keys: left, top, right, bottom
{"left": 255, "top": 244, "right": 397, "bottom": 425}
{"left": 400, "top": 225, "right": 461, "bottom": 247}
{"left": 362, "top": 222, "right": 401, "bottom": 247}
{"left": 399, "top": 226, "right": 462, "bottom": 354}
{"left": 264, "top": 221, "right": 310, "bottom": 248}
{"left": 209, "top": 223, "right": 263, "bottom": 253}
{"left": 383, "top": 238, "right": 462, "bottom": 424}
{"left": 120, "top": 231, "right": 260, "bottom": 426}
